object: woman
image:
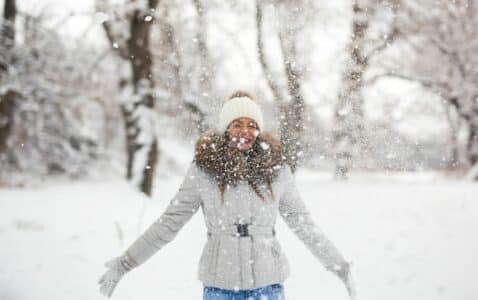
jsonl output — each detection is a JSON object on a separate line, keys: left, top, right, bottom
{"left": 98, "top": 91, "right": 356, "bottom": 299}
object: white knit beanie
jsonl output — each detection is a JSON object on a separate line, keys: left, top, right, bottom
{"left": 218, "top": 95, "right": 264, "bottom": 132}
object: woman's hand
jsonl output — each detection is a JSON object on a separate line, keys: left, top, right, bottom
{"left": 343, "top": 268, "right": 357, "bottom": 299}
{"left": 337, "top": 262, "right": 357, "bottom": 300}
{"left": 98, "top": 256, "right": 132, "bottom": 297}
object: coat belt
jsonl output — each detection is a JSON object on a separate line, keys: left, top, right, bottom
{"left": 207, "top": 224, "right": 275, "bottom": 238}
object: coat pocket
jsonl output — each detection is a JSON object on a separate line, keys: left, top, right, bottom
{"left": 271, "top": 241, "right": 280, "bottom": 276}
{"left": 209, "top": 238, "right": 221, "bottom": 278}
{"left": 198, "top": 240, "right": 212, "bottom": 278}
{"left": 271, "top": 240, "right": 290, "bottom": 278}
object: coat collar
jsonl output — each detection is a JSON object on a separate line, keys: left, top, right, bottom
{"left": 194, "top": 128, "right": 285, "bottom": 185}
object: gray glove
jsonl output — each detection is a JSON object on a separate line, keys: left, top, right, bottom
{"left": 335, "top": 261, "right": 357, "bottom": 300}
{"left": 98, "top": 254, "right": 135, "bottom": 297}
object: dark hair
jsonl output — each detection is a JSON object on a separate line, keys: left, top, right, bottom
{"left": 217, "top": 131, "right": 276, "bottom": 203}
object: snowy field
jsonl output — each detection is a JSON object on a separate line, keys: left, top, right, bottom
{"left": 1, "top": 170, "right": 477, "bottom": 300}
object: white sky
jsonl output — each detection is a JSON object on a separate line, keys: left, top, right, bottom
{"left": 10, "top": 0, "right": 105, "bottom": 47}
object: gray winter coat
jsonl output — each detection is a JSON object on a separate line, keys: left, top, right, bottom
{"left": 122, "top": 160, "right": 349, "bottom": 290}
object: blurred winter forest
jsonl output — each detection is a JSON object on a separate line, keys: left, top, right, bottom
{"left": 1, "top": 0, "right": 477, "bottom": 193}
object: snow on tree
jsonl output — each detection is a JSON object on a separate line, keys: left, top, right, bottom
{"left": 255, "top": 0, "right": 317, "bottom": 173}
{"left": 371, "top": 0, "right": 478, "bottom": 179}
{"left": 97, "top": 0, "right": 160, "bottom": 195}
{"left": 0, "top": 8, "right": 116, "bottom": 185}
{"left": 0, "top": 0, "right": 17, "bottom": 154}
{"left": 333, "top": 0, "right": 401, "bottom": 179}
{"left": 152, "top": 0, "right": 213, "bottom": 134}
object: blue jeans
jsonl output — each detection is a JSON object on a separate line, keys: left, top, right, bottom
{"left": 203, "top": 283, "right": 285, "bottom": 300}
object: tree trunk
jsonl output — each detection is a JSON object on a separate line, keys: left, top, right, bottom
{"left": 255, "top": 1, "right": 284, "bottom": 106}
{"left": 124, "top": 0, "right": 159, "bottom": 196}
{"left": 0, "top": 90, "right": 16, "bottom": 153}
{"left": 279, "top": 32, "right": 306, "bottom": 174}
{"left": 464, "top": 121, "right": 478, "bottom": 180}
{"left": 255, "top": 0, "right": 306, "bottom": 173}
{"left": 333, "top": 0, "right": 369, "bottom": 180}
{"left": 0, "top": 0, "right": 17, "bottom": 153}
{"left": 1, "top": 0, "right": 15, "bottom": 49}
{"left": 101, "top": 0, "right": 160, "bottom": 196}
{"left": 191, "top": 0, "right": 212, "bottom": 132}
{"left": 447, "top": 96, "right": 478, "bottom": 178}
{"left": 444, "top": 100, "right": 461, "bottom": 168}
{"left": 466, "top": 123, "right": 478, "bottom": 166}
{"left": 157, "top": 14, "right": 182, "bottom": 112}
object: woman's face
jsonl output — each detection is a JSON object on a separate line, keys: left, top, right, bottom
{"left": 227, "top": 117, "right": 260, "bottom": 151}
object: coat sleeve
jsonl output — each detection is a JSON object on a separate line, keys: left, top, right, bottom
{"left": 278, "top": 164, "right": 349, "bottom": 277}
{"left": 122, "top": 161, "right": 203, "bottom": 269}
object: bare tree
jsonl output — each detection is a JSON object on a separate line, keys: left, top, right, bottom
{"left": 0, "top": 10, "right": 113, "bottom": 183}
{"left": 98, "top": 0, "right": 160, "bottom": 195}
{"left": 384, "top": 0, "right": 478, "bottom": 178}
{"left": 148, "top": 1, "right": 209, "bottom": 136}
{"left": 255, "top": 0, "right": 309, "bottom": 173}
{"left": 0, "top": 0, "right": 17, "bottom": 153}
{"left": 255, "top": 1, "right": 284, "bottom": 106}
{"left": 278, "top": 9, "right": 307, "bottom": 173}
{"left": 154, "top": 5, "right": 183, "bottom": 112}
{"left": 189, "top": 0, "right": 212, "bottom": 132}
{"left": 192, "top": 0, "right": 213, "bottom": 101}
{"left": 0, "top": 0, "right": 15, "bottom": 48}
{"left": 333, "top": 0, "right": 400, "bottom": 179}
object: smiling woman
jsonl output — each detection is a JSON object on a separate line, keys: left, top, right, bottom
{"left": 98, "top": 91, "right": 356, "bottom": 300}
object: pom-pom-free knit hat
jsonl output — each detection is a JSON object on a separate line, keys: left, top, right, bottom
{"left": 218, "top": 92, "right": 264, "bottom": 132}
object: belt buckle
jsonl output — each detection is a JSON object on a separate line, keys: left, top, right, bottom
{"left": 234, "top": 223, "right": 249, "bottom": 237}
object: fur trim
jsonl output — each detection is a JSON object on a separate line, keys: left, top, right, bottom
{"left": 194, "top": 128, "right": 284, "bottom": 185}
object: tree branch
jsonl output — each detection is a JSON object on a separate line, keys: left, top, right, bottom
{"left": 255, "top": 0, "right": 285, "bottom": 107}
{"left": 365, "top": 72, "right": 449, "bottom": 92}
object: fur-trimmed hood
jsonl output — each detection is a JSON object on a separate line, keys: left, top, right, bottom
{"left": 194, "top": 128, "right": 285, "bottom": 185}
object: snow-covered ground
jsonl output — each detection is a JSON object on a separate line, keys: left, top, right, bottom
{"left": 1, "top": 169, "right": 477, "bottom": 300}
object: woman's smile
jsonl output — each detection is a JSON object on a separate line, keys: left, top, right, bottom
{"left": 227, "top": 117, "right": 259, "bottom": 151}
